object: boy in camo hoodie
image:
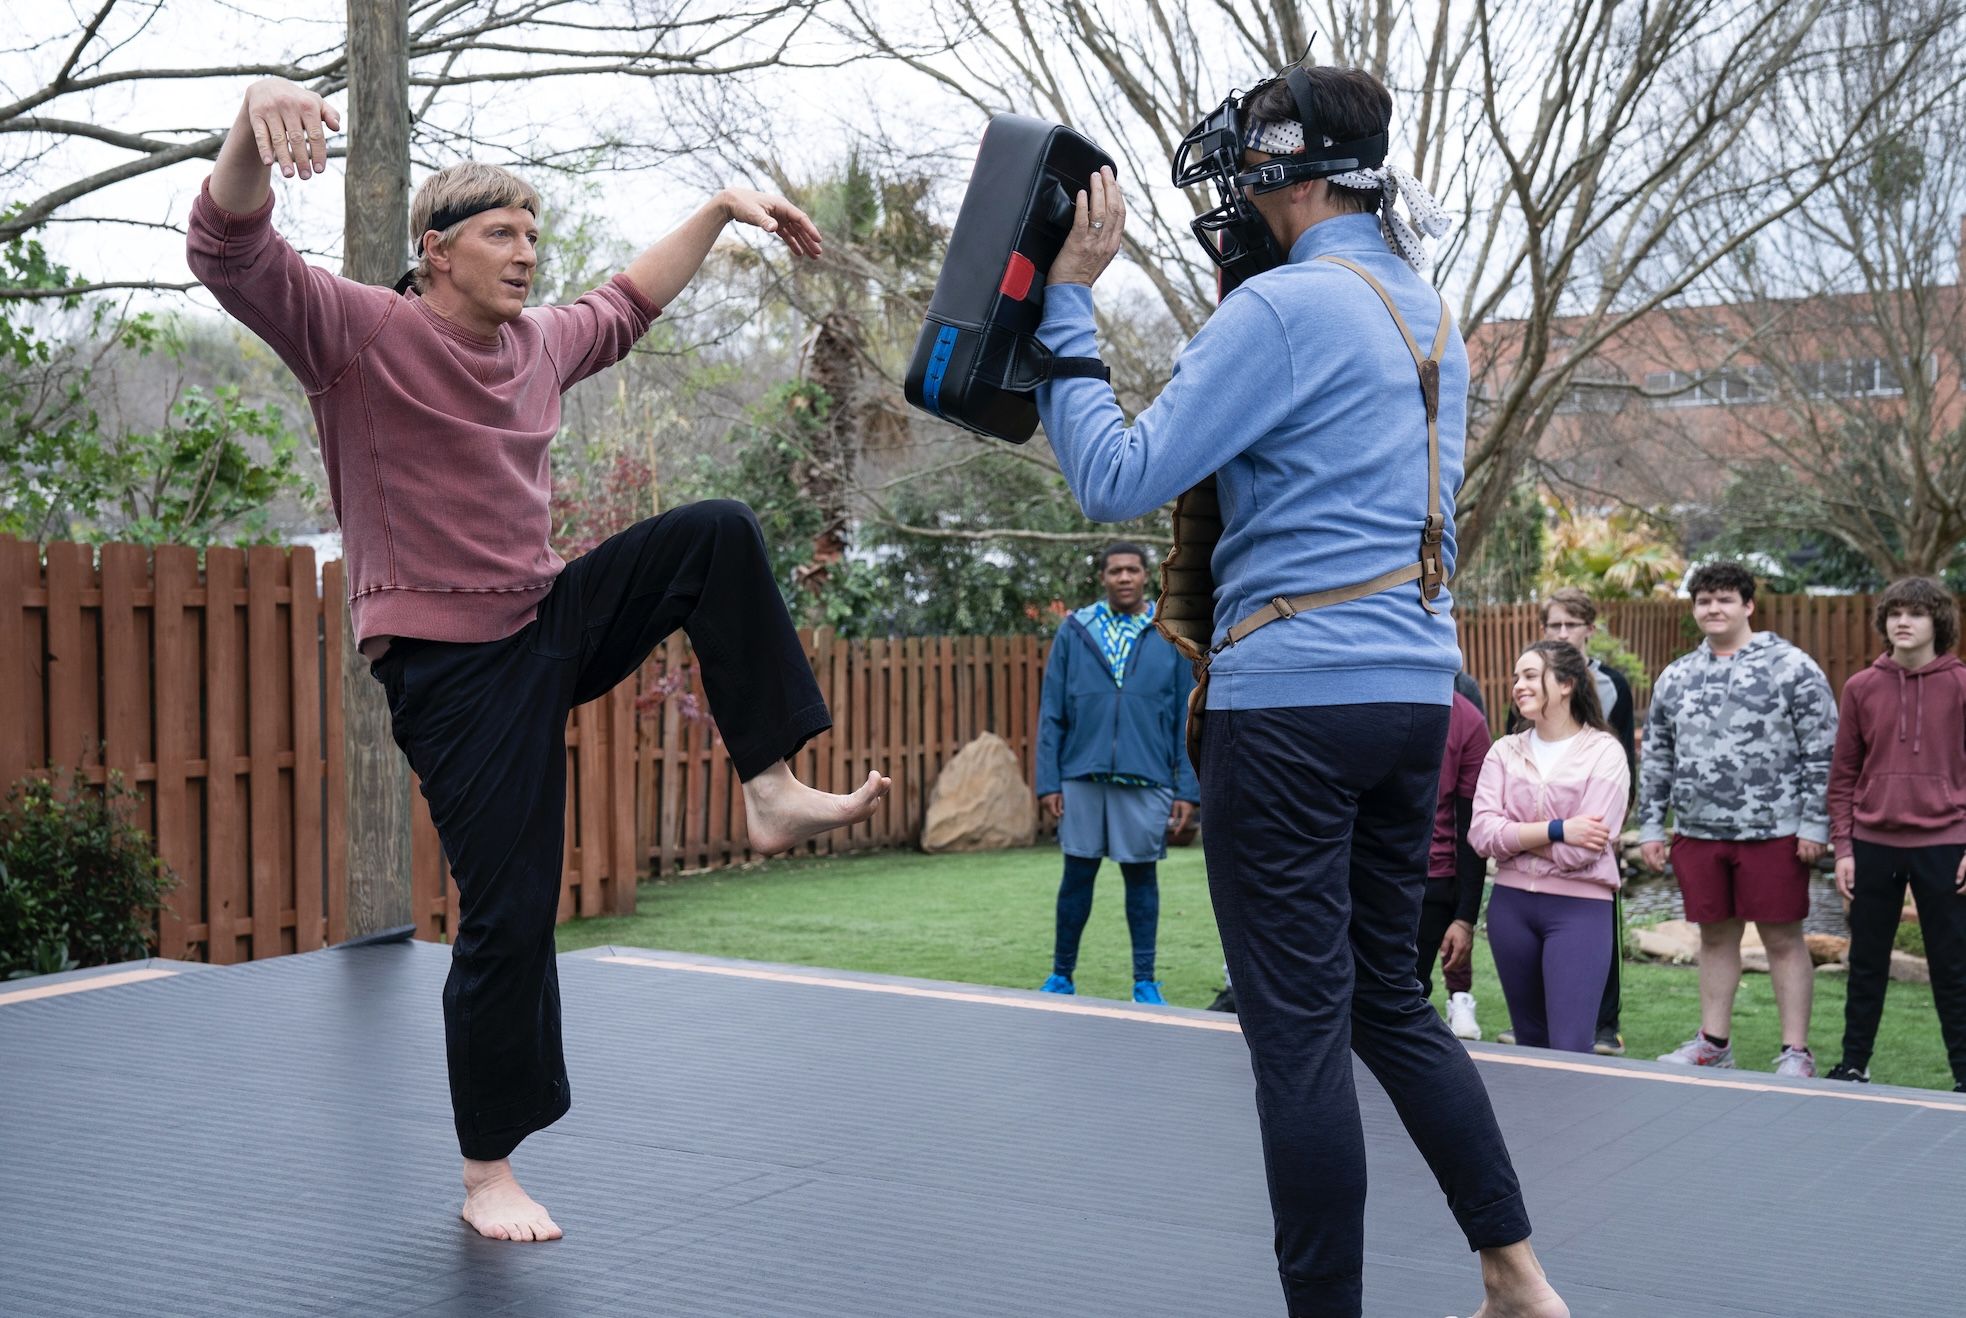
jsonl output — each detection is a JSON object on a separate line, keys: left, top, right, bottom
{"left": 1637, "top": 562, "right": 1838, "bottom": 1077}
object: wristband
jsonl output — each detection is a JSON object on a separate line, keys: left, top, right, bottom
{"left": 1548, "top": 818, "right": 1565, "bottom": 843}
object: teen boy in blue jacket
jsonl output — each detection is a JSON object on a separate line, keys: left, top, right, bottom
{"left": 1035, "top": 541, "right": 1199, "bottom": 1003}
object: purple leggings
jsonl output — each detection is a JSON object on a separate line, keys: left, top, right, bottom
{"left": 1485, "top": 885, "right": 1614, "bottom": 1053}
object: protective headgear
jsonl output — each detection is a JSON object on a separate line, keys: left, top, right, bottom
{"left": 1171, "top": 65, "right": 1388, "bottom": 287}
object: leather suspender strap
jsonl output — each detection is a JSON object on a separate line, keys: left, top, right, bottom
{"left": 1208, "top": 257, "right": 1454, "bottom": 659}
{"left": 1218, "top": 562, "right": 1427, "bottom": 649}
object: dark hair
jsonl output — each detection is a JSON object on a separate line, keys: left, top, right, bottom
{"left": 1875, "top": 577, "right": 1959, "bottom": 654}
{"left": 1540, "top": 586, "right": 1598, "bottom": 628}
{"left": 1521, "top": 640, "right": 1610, "bottom": 734}
{"left": 1243, "top": 66, "right": 1391, "bottom": 216}
{"left": 1686, "top": 561, "right": 1757, "bottom": 605}
{"left": 1098, "top": 541, "right": 1149, "bottom": 572}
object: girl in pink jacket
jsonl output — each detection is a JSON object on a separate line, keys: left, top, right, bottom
{"left": 1470, "top": 641, "right": 1631, "bottom": 1052}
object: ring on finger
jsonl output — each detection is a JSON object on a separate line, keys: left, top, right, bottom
{"left": 1090, "top": 219, "right": 1105, "bottom": 230}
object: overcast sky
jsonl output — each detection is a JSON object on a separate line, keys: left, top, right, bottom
{"left": 4, "top": 1, "right": 1017, "bottom": 317}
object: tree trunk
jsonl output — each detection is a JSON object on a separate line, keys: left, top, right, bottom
{"left": 793, "top": 311, "right": 862, "bottom": 602}
{"left": 339, "top": 0, "right": 414, "bottom": 939}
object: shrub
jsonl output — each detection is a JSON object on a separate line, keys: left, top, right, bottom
{"left": 0, "top": 771, "right": 175, "bottom": 979}
{"left": 1586, "top": 629, "right": 1652, "bottom": 703}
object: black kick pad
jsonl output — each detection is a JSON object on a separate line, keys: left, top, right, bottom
{"left": 905, "top": 115, "right": 1115, "bottom": 443}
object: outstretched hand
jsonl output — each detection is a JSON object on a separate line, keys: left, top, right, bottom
{"left": 244, "top": 78, "right": 339, "bottom": 181}
{"left": 720, "top": 188, "right": 823, "bottom": 260}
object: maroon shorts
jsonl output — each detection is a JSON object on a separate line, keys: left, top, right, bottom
{"left": 1670, "top": 835, "right": 1811, "bottom": 924}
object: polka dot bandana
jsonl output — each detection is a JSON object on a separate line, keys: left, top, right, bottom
{"left": 1244, "top": 119, "right": 1452, "bottom": 272}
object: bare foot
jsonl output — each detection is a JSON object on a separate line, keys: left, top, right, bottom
{"left": 743, "top": 762, "right": 890, "bottom": 856}
{"left": 460, "top": 1158, "right": 562, "bottom": 1242}
{"left": 1468, "top": 1241, "right": 1567, "bottom": 1318}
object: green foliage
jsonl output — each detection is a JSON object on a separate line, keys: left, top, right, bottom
{"left": 839, "top": 448, "right": 1155, "bottom": 637}
{"left": 2, "top": 219, "right": 310, "bottom": 545}
{"left": 1, "top": 220, "right": 156, "bottom": 540}
{"left": 1457, "top": 481, "right": 1544, "bottom": 604}
{"left": 88, "top": 385, "right": 312, "bottom": 545}
{"left": 678, "top": 383, "right": 1153, "bottom": 636}
{"left": 1586, "top": 629, "right": 1651, "bottom": 702}
{"left": 1540, "top": 502, "right": 1684, "bottom": 599}
{"left": 0, "top": 772, "right": 175, "bottom": 979}
{"left": 680, "top": 380, "right": 833, "bottom": 584}
{"left": 1896, "top": 918, "right": 1925, "bottom": 959}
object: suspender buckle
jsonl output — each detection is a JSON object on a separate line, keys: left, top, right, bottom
{"left": 1418, "top": 515, "right": 1447, "bottom": 609}
{"left": 1271, "top": 595, "right": 1297, "bottom": 621}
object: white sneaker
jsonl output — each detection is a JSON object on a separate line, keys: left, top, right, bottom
{"left": 1447, "top": 992, "right": 1482, "bottom": 1041}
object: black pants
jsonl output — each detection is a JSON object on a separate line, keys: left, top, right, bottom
{"left": 1201, "top": 704, "right": 1530, "bottom": 1318}
{"left": 1841, "top": 839, "right": 1966, "bottom": 1083}
{"left": 1596, "top": 883, "right": 1622, "bottom": 1035}
{"left": 371, "top": 500, "right": 832, "bottom": 1160}
{"left": 1415, "top": 879, "right": 1471, "bottom": 999}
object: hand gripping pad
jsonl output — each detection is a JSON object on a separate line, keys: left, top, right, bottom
{"left": 905, "top": 115, "right": 1115, "bottom": 443}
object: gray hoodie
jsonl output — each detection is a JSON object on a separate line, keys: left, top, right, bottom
{"left": 1637, "top": 631, "right": 1838, "bottom": 844}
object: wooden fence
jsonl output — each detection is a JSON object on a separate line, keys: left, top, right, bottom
{"left": 2, "top": 539, "right": 637, "bottom": 960}
{"left": 3, "top": 535, "right": 1923, "bottom": 961}
{"left": 636, "top": 632, "right": 1050, "bottom": 876}
{"left": 1456, "top": 596, "right": 1890, "bottom": 727}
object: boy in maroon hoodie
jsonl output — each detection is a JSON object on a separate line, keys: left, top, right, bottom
{"left": 1825, "top": 577, "right": 1966, "bottom": 1090}
{"left": 188, "top": 78, "right": 890, "bottom": 1241}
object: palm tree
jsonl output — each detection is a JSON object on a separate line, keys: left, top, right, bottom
{"left": 1539, "top": 501, "right": 1685, "bottom": 599}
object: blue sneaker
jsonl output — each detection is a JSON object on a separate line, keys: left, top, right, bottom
{"left": 1039, "top": 973, "right": 1075, "bottom": 995}
{"left": 1132, "top": 980, "right": 1166, "bottom": 1005}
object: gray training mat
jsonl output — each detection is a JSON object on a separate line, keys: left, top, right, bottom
{"left": 2, "top": 939, "right": 1961, "bottom": 1317}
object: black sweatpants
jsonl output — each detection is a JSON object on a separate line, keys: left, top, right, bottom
{"left": 371, "top": 500, "right": 832, "bottom": 1160}
{"left": 1841, "top": 839, "right": 1966, "bottom": 1084}
{"left": 1414, "top": 879, "right": 1472, "bottom": 999}
{"left": 1596, "top": 882, "right": 1623, "bottom": 1035}
{"left": 1200, "top": 703, "right": 1530, "bottom": 1318}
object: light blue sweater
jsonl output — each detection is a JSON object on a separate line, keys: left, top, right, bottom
{"left": 1035, "top": 213, "right": 1467, "bottom": 710}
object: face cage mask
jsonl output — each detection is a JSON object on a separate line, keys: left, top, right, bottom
{"left": 1171, "top": 66, "right": 1389, "bottom": 287}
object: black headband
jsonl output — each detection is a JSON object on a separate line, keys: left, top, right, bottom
{"left": 425, "top": 196, "right": 534, "bottom": 237}
{"left": 394, "top": 196, "right": 538, "bottom": 294}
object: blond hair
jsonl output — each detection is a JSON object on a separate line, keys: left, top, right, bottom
{"left": 407, "top": 162, "right": 542, "bottom": 293}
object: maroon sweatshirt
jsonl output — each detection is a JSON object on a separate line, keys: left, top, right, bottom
{"left": 1430, "top": 691, "right": 1491, "bottom": 878}
{"left": 185, "top": 179, "right": 660, "bottom": 651}
{"left": 1828, "top": 651, "right": 1966, "bottom": 858}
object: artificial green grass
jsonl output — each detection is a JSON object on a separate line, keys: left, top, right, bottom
{"left": 557, "top": 844, "right": 1960, "bottom": 1092}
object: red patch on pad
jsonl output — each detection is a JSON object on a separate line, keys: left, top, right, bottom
{"left": 1000, "top": 252, "right": 1037, "bottom": 300}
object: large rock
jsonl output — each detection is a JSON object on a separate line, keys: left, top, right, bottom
{"left": 1632, "top": 919, "right": 1701, "bottom": 964}
{"left": 1890, "top": 950, "right": 1931, "bottom": 984}
{"left": 921, "top": 733, "right": 1037, "bottom": 853}
{"left": 1806, "top": 933, "right": 1850, "bottom": 966}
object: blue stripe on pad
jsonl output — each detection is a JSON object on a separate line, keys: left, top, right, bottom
{"left": 922, "top": 325, "right": 959, "bottom": 415}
